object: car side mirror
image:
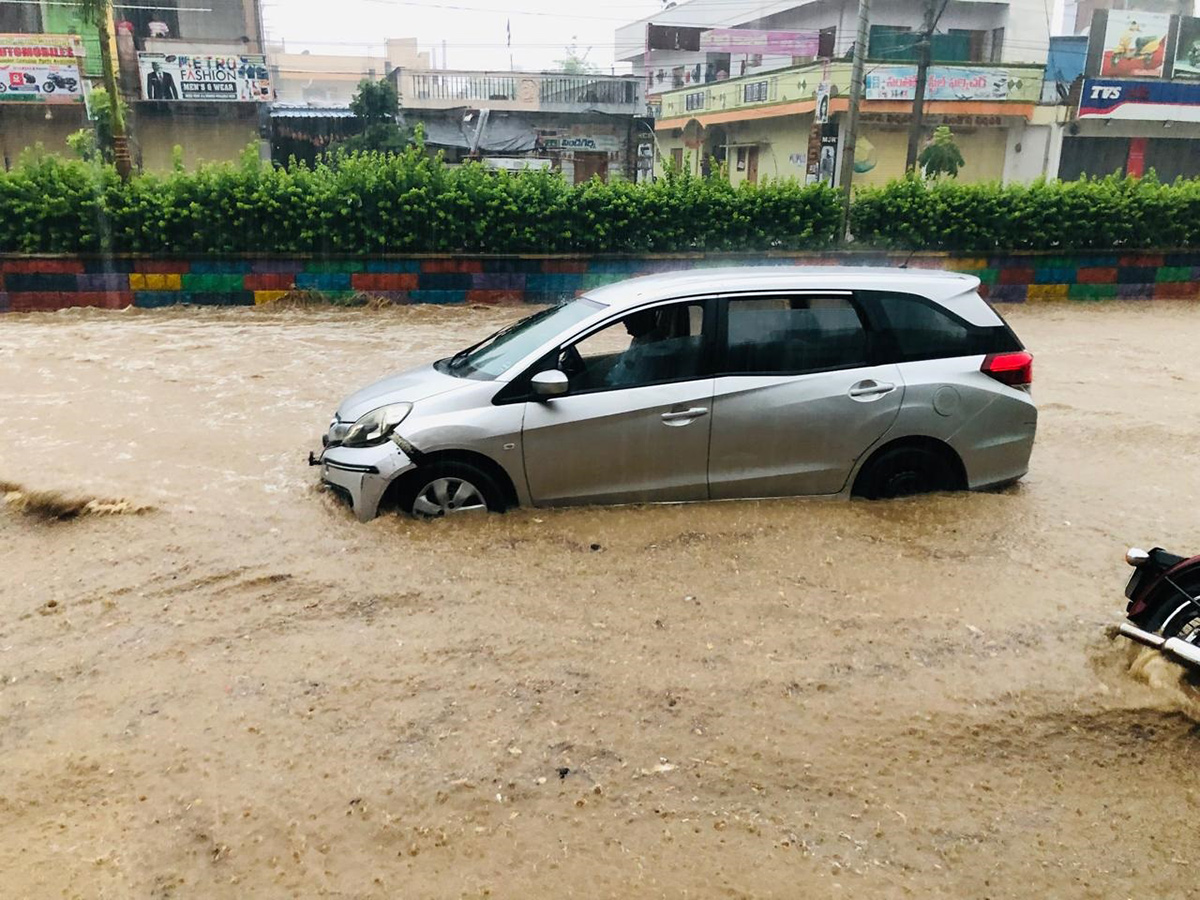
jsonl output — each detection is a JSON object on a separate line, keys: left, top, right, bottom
{"left": 531, "top": 369, "right": 570, "bottom": 398}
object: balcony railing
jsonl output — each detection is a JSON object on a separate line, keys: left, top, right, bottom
{"left": 657, "top": 60, "right": 1045, "bottom": 123}
{"left": 398, "top": 69, "right": 645, "bottom": 113}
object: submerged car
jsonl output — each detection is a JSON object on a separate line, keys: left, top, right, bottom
{"left": 313, "top": 267, "right": 1036, "bottom": 520}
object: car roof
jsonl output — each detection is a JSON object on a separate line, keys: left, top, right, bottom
{"left": 584, "top": 266, "right": 982, "bottom": 309}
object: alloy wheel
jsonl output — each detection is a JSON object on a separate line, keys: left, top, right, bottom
{"left": 411, "top": 477, "right": 487, "bottom": 518}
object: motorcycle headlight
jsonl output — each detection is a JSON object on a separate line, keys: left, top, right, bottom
{"left": 341, "top": 403, "right": 412, "bottom": 448}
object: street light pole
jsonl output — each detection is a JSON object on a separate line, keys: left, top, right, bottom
{"left": 905, "top": 0, "right": 951, "bottom": 173}
{"left": 839, "top": 0, "right": 870, "bottom": 240}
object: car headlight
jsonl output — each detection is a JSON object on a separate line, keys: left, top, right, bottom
{"left": 341, "top": 403, "right": 413, "bottom": 448}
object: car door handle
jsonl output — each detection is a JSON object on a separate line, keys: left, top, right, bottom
{"left": 848, "top": 381, "right": 896, "bottom": 399}
{"left": 661, "top": 407, "right": 709, "bottom": 423}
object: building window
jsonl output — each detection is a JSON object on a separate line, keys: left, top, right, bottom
{"left": 869, "top": 25, "right": 914, "bottom": 60}
{"left": 990, "top": 28, "right": 1005, "bottom": 63}
{"left": 685, "top": 91, "right": 705, "bottom": 111}
{"left": 671, "top": 147, "right": 684, "bottom": 170}
{"left": 743, "top": 80, "right": 768, "bottom": 103}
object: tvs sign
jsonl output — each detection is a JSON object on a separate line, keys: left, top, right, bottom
{"left": 1079, "top": 78, "right": 1200, "bottom": 121}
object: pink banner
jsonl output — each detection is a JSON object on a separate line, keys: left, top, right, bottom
{"left": 699, "top": 29, "right": 820, "bottom": 57}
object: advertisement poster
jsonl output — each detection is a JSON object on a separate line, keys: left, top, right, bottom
{"left": 817, "top": 130, "right": 839, "bottom": 187}
{"left": 865, "top": 66, "right": 1010, "bottom": 101}
{"left": 138, "top": 52, "right": 271, "bottom": 101}
{"left": 814, "top": 82, "right": 831, "bottom": 124}
{"left": 1100, "top": 10, "right": 1170, "bottom": 78}
{"left": 699, "top": 29, "right": 819, "bottom": 57}
{"left": 0, "top": 34, "right": 85, "bottom": 104}
{"left": 1174, "top": 16, "right": 1200, "bottom": 79}
{"left": 1079, "top": 78, "right": 1200, "bottom": 123}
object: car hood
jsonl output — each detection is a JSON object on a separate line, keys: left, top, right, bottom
{"left": 336, "top": 362, "right": 467, "bottom": 422}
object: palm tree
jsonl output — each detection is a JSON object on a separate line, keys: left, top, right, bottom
{"left": 75, "top": 0, "right": 132, "bottom": 179}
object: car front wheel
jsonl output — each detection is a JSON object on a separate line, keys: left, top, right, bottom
{"left": 396, "top": 461, "right": 504, "bottom": 520}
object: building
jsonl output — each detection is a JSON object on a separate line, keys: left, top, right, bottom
{"left": 0, "top": 0, "right": 270, "bottom": 171}
{"left": 392, "top": 68, "right": 650, "bottom": 182}
{"left": 618, "top": 0, "right": 1052, "bottom": 187}
{"left": 1062, "top": 0, "right": 1194, "bottom": 35}
{"left": 1062, "top": 7, "right": 1200, "bottom": 179}
{"left": 270, "top": 39, "right": 428, "bottom": 106}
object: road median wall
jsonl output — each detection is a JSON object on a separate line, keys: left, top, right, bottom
{"left": 3, "top": 252, "right": 1199, "bottom": 314}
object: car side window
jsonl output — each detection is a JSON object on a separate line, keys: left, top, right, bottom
{"left": 557, "top": 303, "right": 706, "bottom": 392}
{"left": 722, "top": 295, "right": 868, "bottom": 375}
{"left": 862, "top": 292, "right": 984, "bottom": 362}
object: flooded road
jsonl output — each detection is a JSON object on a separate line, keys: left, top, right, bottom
{"left": 2, "top": 301, "right": 1200, "bottom": 899}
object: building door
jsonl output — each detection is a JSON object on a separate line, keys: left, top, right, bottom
{"left": 746, "top": 146, "right": 759, "bottom": 184}
{"left": 573, "top": 151, "right": 609, "bottom": 184}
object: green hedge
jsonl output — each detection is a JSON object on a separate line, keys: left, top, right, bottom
{"left": 0, "top": 146, "right": 842, "bottom": 255}
{"left": 8, "top": 146, "right": 1200, "bottom": 256}
{"left": 850, "top": 175, "right": 1200, "bottom": 252}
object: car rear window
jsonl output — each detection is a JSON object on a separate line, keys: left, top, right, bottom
{"left": 859, "top": 291, "right": 1021, "bottom": 363}
{"left": 724, "top": 296, "right": 868, "bottom": 375}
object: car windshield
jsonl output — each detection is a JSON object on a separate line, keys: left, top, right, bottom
{"left": 437, "top": 298, "right": 604, "bottom": 380}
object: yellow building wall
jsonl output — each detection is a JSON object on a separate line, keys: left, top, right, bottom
{"left": 134, "top": 109, "right": 261, "bottom": 171}
{"left": 854, "top": 124, "right": 1009, "bottom": 188}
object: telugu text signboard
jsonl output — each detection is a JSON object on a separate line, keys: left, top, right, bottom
{"left": 1099, "top": 10, "right": 1171, "bottom": 79}
{"left": 1079, "top": 77, "right": 1200, "bottom": 122}
{"left": 699, "top": 29, "right": 819, "bottom": 57}
{"left": 0, "top": 34, "right": 85, "bottom": 104}
{"left": 138, "top": 52, "right": 271, "bottom": 102}
{"left": 865, "top": 66, "right": 1011, "bottom": 102}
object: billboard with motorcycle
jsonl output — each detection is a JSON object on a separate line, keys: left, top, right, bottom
{"left": 1098, "top": 10, "right": 1171, "bottom": 79}
{"left": 0, "top": 34, "right": 85, "bottom": 104}
{"left": 1175, "top": 16, "right": 1200, "bottom": 79}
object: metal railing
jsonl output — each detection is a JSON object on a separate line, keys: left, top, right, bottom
{"left": 402, "top": 70, "right": 643, "bottom": 109}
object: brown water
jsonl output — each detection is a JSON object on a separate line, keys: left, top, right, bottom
{"left": 2, "top": 302, "right": 1199, "bottom": 899}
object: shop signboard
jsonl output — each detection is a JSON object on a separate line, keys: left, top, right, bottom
{"left": 1174, "top": 16, "right": 1200, "bottom": 80}
{"left": 541, "top": 134, "right": 621, "bottom": 152}
{"left": 699, "top": 29, "right": 819, "bottom": 57}
{"left": 1099, "top": 10, "right": 1171, "bottom": 78}
{"left": 0, "top": 34, "right": 85, "bottom": 104}
{"left": 865, "top": 66, "right": 1011, "bottom": 101}
{"left": 1079, "top": 77, "right": 1200, "bottom": 122}
{"left": 137, "top": 52, "right": 271, "bottom": 101}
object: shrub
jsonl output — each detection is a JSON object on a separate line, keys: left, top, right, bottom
{"left": 850, "top": 173, "right": 1200, "bottom": 252}
{"left": 0, "top": 147, "right": 843, "bottom": 255}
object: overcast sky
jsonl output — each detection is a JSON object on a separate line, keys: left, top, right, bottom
{"left": 261, "top": 0, "right": 666, "bottom": 72}
{"left": 261, "top": 0, "right": 1070, "bottom": 72}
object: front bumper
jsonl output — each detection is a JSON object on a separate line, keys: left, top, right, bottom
{"left": 314, "top": 440, "right": 416, "bottom": 521}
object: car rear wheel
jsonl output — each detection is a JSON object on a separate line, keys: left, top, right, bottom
{"left": 854, "top": 445, "right": 957, "bottom": 500}
{"left": 397, "top": 461, "right": 504, "bottom": 520}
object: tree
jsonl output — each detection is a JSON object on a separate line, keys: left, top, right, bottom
{"left": 66, "top": 87, "right": 123, "bottom": 163}
{"left": 76, "top": 0, "right": 132, "bottom": 179}
{"left": 918, "top": 126, "right": 965, "bottom": 179}
{"left": 554, "top": 40, "right": 598, "bottom": 75}
{"left": 332, "top": 78, "right": 412, "bottom": 156}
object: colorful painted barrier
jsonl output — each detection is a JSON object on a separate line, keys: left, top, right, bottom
{"left": 1, "top": 252, "right": 1198, "bottom": 313}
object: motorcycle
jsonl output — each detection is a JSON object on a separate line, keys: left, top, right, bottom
{"left": 1116, "top": 546, "right": 1200, "bottom": 673}
{"left": 1109, "top": 34, "right": 1164, "bottom": 70}
{"left": 42, "top": 73, "right": 78, "bottom": 94}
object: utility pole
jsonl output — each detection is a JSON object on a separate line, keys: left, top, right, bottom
{"left": 839, "top": 0, "right": 870, "bottom": 240}
{"left": 905, "top": 0, "right": 951, "bottom": 174}
{"left": 81, "top": 0, "right": 132, "bottom": 180}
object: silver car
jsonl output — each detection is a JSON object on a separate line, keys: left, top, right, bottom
{"left": 314, "top": 268, "right": 1036, "bottom": 520}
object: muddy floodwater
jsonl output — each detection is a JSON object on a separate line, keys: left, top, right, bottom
{"left": 3, "top": 301, "right": 1200, "bottom": 899}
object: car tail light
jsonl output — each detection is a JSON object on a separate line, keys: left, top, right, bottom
{"left": 981, "top": 351, "right": 1033, "bottom": 387}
